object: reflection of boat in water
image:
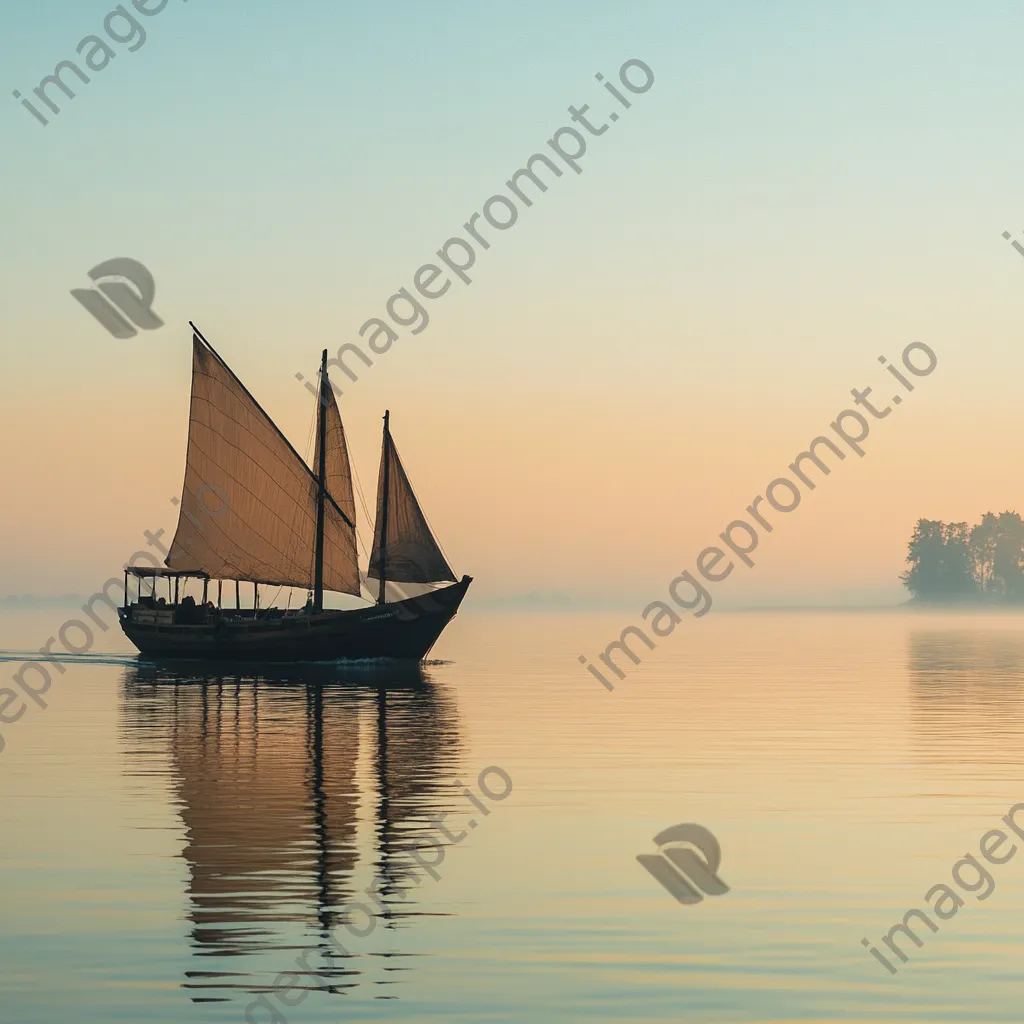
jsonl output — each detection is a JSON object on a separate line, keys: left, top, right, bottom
{"left": 119, "top": 661, "right": 462, "bottom": 1003}
{"left": 118, "top": 324, "right": 471, "bottom": 660}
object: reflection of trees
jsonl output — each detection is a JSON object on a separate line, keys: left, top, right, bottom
{"left": 119, "top": 662, "right": 462, "bottom": 1004}
{"left": 902, "top": 512, "right": 1024, "bottom": 601}
{"left": 908, "top": 631, "right": 1024, "bottom": 765}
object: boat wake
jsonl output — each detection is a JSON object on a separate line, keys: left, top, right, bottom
{"left": 0, "top": 650, "right": 140, "bottom": 668}
{"left": 0, "top": 650, "right": 455, "bottom": 687}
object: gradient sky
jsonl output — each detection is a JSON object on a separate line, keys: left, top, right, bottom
{"left": 3, "top": 0, "right": 1024, "bottom": 603}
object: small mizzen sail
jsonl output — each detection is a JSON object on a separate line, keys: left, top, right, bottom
{"left": 165, "top": 333, "right": 360, "bottom": 595}
{"left": 368, "top": 415, "right": 457, "bottom": 586}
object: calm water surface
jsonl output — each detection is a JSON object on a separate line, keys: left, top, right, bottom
{"left": 3, "top": 608, "right": 1024, "bottom": 1023}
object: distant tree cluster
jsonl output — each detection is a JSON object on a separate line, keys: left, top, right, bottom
{"left": 902, "top": 513, "right": 1024, "bottom": 602}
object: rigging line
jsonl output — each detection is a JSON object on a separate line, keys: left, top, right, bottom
{"left": 350, "top": 451, "right": 374, "bottom": 540}
{"left": 316, "top": 369, "right": 368, "bottom": 559}
{"left": 349, "top": 450, "right": 375, "bottom": 567}
{"left": 305, "top": 376, "right": 325, "bottom": 592}
{"left": 171, "top": 472, "right": 304, "bottom": 565}
{"left": 419, "top": 501, "right": 456, "bottom": 575}
{"left": 190, "top": 384, "right": 316, "bottom": 482}
{"left": 304, "top": 374, "right": 363, "bottom": 592}
{"left": 305, "top": 401, "right": 318, "bottom": 468}
{"left": 391, "top": 442, "right": 458, "bottom": 576}
{"left": 172, "top": 491, "right": 304, "bottom": 579}
{"left": 319, "top": 392, "right": 361, "bottom": 533}
{"left": 305, "top": 380, "right": 317, "bottom": 588}
{"left": 174, "top": 428, "right": 362, "bottom": 584}
{"left": 180, "top": 416, "right": 327, "bottom": 534}
{"left": 188, "top": 324, "right": 355, "bottom": 532}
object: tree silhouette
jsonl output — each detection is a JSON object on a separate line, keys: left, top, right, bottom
{"left": 903, "top": 511, "right": 1024, "bottom": 602}
{"left": 902, "top": 519, "right": 975, "bottom": 601}
{"left": 970, "top": 512, "right": 999, "bottom": 595}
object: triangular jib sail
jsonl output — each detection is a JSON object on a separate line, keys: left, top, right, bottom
{"left": 165, "top": 333, "right": 360, "bottom": 595}
{"left": 316, "top": 379, "right": 357, "bottom": 533}
{"left": 368, "top": 418, "right": 457, "bottom": 586}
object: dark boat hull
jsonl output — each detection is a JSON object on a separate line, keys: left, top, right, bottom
{"left": 118, "top": 577, "right": 472, "bottom": 662}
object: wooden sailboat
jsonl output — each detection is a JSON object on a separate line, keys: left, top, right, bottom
{"left": 117, "top": 324, "right": 472, "bottom": 661}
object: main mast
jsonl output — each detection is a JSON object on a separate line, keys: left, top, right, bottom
{"left": 377, "top": 410, "right": 391, "bottom": 605}
{"left": 313, "top": 350, "right": 328, "bottom": 612}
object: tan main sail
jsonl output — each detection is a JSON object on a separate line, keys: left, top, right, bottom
{"left": 165, "top": 334, "right": 360, "bottom": 595}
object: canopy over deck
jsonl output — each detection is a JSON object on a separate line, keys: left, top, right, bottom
{"left": 126, "top": 567, "right": 209, "bottom": 579}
